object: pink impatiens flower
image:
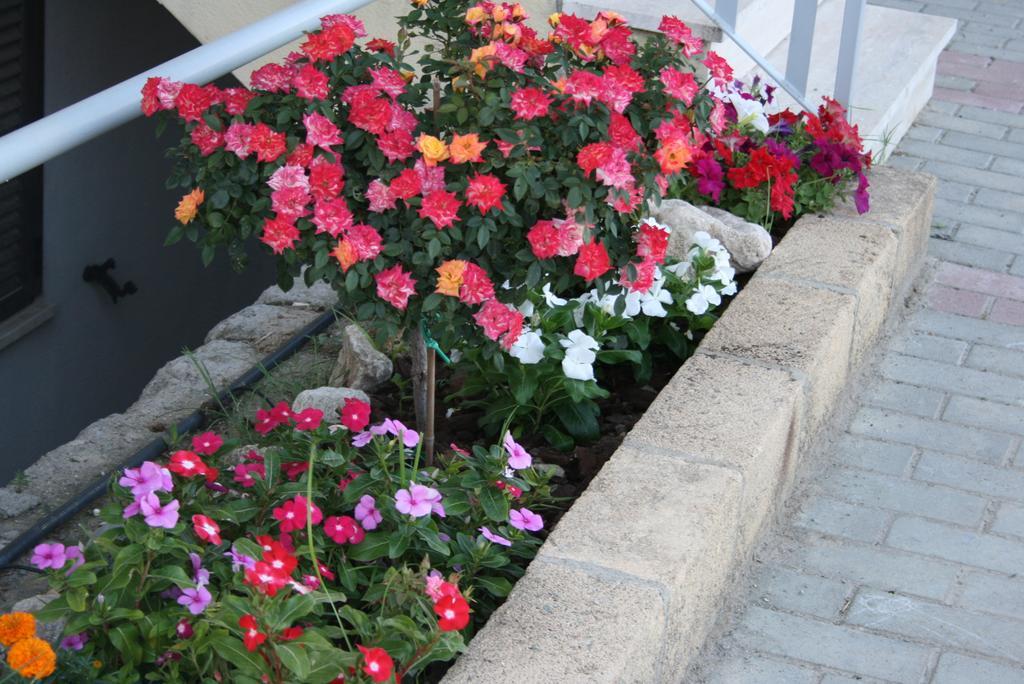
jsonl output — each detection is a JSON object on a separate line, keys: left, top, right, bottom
{"left": 394, "top": 484, "right": 443, "bottom": 519}
{"left": 354, "top": 495, "right": 382, "bottom": 530}
{"left": 140, "top": 494, "right": 181, "bottom": 529}
{"left": 31, "top": 543, "right": 66, "bottom": 570}
{"left": 503, "top": 433, "right": 532, "bottom": 470}
{"left": 509, "top": 508, "right": 544, "bottom": 532}
{"left": 479, "top": 526, "right": 512, "bottom": 547}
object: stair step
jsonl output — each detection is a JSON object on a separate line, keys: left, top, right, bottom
{"left": 755, "top": 0, "right": 956, "bottom": 159}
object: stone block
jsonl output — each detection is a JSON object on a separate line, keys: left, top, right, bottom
{"left": 538, "top": 446, "right": 743, "bottom": 675}
{"left": 758, "top": 214, "right": 898, "bottom": 364}
{"left": 256, "top": 277, "right": 339, "bottom": 310}
{"left": 442, "top": 557, "right": 666, "bottom": 683}
{"left": 205, "top": 304, "right": 320, "bottom": 353}
{"left": 697, "top": 277, "right": 856, "bottom": 447}
{"left": 621, "top": 354, "right": 801, "bottom": 548}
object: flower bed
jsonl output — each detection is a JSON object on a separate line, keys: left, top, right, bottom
{"left": 4, "top": 2, "right": 882, "bottom": 681}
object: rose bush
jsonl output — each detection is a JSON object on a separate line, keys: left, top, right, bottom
{"left": 32, "top": 398, "right": 554, "bottom": 682}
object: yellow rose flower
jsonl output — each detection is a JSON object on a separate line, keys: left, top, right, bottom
{"left": 435, "top": 260, "right": 467, "bottom": 297}
{"left": 548, "top": 12, "right": 562, "bottom": 27}
{"left": 174, "top": 188, "right": 205, "bottom": 224}
{"left": 417, "top": 134, "right": 450, "bottom": 166}
{"left": 465, "top": 6, "right": 488, "bottom": 24}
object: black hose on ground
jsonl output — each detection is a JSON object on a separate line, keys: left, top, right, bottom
{"left": 0, "top": 309, "right": 338, "bottom": 571}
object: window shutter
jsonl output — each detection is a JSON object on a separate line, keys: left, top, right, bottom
{"left": 0, "top": 0, "right": 42, "bottom": 322}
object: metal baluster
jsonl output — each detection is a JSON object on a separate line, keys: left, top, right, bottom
{"left": 785, "top": 0, "right": 819, "bottom": 99}
{"left": 835, "top": 0, "right": 866, "bottom": 118}
{"left": 716, "top": 0, "right": 739, "bottom": 30}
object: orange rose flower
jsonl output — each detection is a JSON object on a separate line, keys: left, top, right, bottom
{"left": 331, "top": 239, "right": 358, "bottom": 272}
{"left": 469, "top": 44, "right": 497, "bottom": 78}
{"left": 7, "top": 637, "right": 56, "bottom": 679}
{"left": 174, "top": 188, "right": 205, "bottom": 224}
{"left": 448, "top": 133, "right": 487, "bottom": 164}
{"left": 654, "top": 139, "right": 693, "bottom": 175}
{"left": 416, "top": 134, "right": 450, "bottom": 166}
{"left": 435, "top": 260, "right": 467, "bottom": 296}
{"left": 0, "top": 612, "right": 35, "bottom": 647}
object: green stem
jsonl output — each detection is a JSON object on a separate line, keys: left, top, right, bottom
{"left": 304, "top": 439, "right": 352, "bottom": 651}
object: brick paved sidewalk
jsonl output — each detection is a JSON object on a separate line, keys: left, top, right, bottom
{"left": 694, "top": 1, "right": 1024, "bottom": 682}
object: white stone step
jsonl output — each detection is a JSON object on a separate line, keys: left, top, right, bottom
{"left": 751, "top": 0, "right": 956, "bottom": 160}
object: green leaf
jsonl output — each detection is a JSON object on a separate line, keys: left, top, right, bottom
{"left": 210, "top": 189, "right": 230, "bottom": 209}
{"left": 478, "top": 484, "right": 509, "bottom": 523}
{"left": 554, "top": 399, "right": 600, "bottom": 441}
{"left": 66, "top": 570, "right": 97, "bottom": 588}
{"left": 207, "top": 633, "right": 267, "bottom": 676}
{"left": 65, "top": 587, "right": 87, "bottom": 613}
{"left": 346, "top": 532, "right": 389, "bottom": 561}
{"left": 388, "top": 529, "right": 411, "bottom": 559}
{"left": 207, "top": 211, "right": 225, "bottom": 228}
{"left": 541, "top": 424, "right": 574, "bottom": 451}
{"left": 164, "top": 225, "right": 184, "bottom": 246}
{"left": 201, "top": 244, "right": 215, "bottom": 267}
{"left": 596, "top": 349, "right": 642, "bottom": 365}
{"left": 148, "top": 564, "right": 194, "bottom": 589}
{"left": 475, "top": 575, "right": 513, "bottom": 597}
{"left": 271, "top": 593, "right": 316, "bottom": 632}
{"left": 109, "top": 623, "right": 143, "bottom": 666}
{"left": 275, "top": 642, "right": 312, "bottom": 679}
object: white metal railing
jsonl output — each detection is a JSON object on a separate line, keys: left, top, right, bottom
{"left": 690, "top": 0, "right": 866, "bottom": 117}
{"left": 0, "top": 0, "right": 367, "bottom": 183}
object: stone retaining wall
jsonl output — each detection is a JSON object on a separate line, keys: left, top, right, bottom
{"left": 443, "top": 166, "right": 936, "bottom": 682}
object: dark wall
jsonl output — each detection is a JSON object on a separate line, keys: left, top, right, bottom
{"left": 0, "top": 0, "right": 275, "bottom": 480}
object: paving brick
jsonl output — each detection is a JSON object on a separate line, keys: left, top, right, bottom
{"left": 927, "top": 283, "right": 991, "bottom": 316}
{"left": 934, "top": 177, "right": 978, "bottom": 203}
{"left": 821, "top": 466, "right": 988, "bottom": 525}
{"left": 910, "top": 309, "right": 1024, "bottom": 346}
{"left": 916, "top": 451, "right": 1024, "bottom": 499}
{"left": 704, "top": 653, "right": 820, "bottom": 684}
{"left": 1013, "top": 256, "right": 1024, "bottom": 277}
{"left": 916, "top": 110, "right": 1007, "bottom": 138}
{"left": 861, "top": 377, "right": 946, "bottom": 417}
{"left": 819, "top": 675, "right": 892, "bottom": 684}
{"left": 928, "top": 236, "right": 1016, "bottom": 271}
{"left": 851, "top": 406, "right": 1014, "bottom": 461}
{"left": 960, "top": 570, "right": 1024, "bottom": 619}
{"left": 787, "top": 534, "right": 959, "bottom": 600}
{"left": 926, "top": 100, "right": 963, "bottom": 115}
{"left": 794, "top": 495, "right": 892, "bottom": 543}
{"left": 955, "top": 225, "right": 1024, "bottom": 256}
{"left": 943, "top": 394, "right": 1024, "bottom": 435}
{"left": 947, "top": 42, "right": 1024, "bottom": 64}
{"left": 934, "top": 197, "right": 1024, "bottom": 232}
{"left": 924, "top": 160, "right": 1021, "bottom": 192}
{"left": 906, "top": 124, "right": 946, "bottom": 142}
{"left": 992, "top": 502, "right": 1024, "bottom": 538}
{"left": 945, "top": 132, "right": 1024, "bottom": 162}
{"left": 879, "top": 353, "right": 1024, "bottom": 404}
{"left": 974, "top": 81, "right": 1024, "bottom": 101}
{"left": 958, "top": 105, "right": 1024, "bottom": 128}
{"left": 993, "top": 156, "right": 1024, "bottom": 176}
{"left": 936, "top": 73, "right": 979, "bottom": 90}
{"left": 940, "top": 263, "right": 1024, "bottom": 302}
{"left": 990, "top": 297, "right": 1024, "bottom": 325}
{"left": 726, "top": 606, "right": 932, "bottom": 682}
{"left": 976, "top": 187, "right": 1024, "bottom": 213}
{"left": 834, "top": 434, "right": 916, "bottom": 476}
{"left": 938, "top": 49, "right": 993, "bottom": 68}
{"left": 932, "top": 87, "right": 1023, "bottom": 112}
{"left": 846, "top": 589, "right": 1024, "bottom": 663}
{"left": 887, "top": 516, "right": 1024, "bottom": 574}
{"left": 932, "top": 652, "right": 1024, "bottom": 684}
{"left": 964, "top": 342, "right": 1024, "bottom": 377}
{"left": 901, "top": 140, "right": 994, "bottom": 168}
{"left": 886, "top": 154, "right": 925, "bottom": 172}
{"left": 752, "top": 564, "right": 852, "bottom": 620}
{"left": 891, "top": 330, "right": 969, "bottom": 364}
{"left": 1009, "top": 128, "right": 1024, "bottom": 144}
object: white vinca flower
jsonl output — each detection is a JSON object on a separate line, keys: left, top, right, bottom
{"left": 541, "top": 282, "right": 567, "bottom": 308}
{"left": 686, "top": 284, "right": 722, "bottom": 315}
{"left": 692, "top": 231, "right": 723, "bottom": 253}
{"left": 509, "top": 329, "right": 545, "bottom": 364}
{"left": 559, "top": 330, "right": 600, "bottom": 381}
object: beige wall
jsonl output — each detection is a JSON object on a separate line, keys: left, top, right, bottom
{"left": 157, "top": 0, "right": 556, "bottom": 84}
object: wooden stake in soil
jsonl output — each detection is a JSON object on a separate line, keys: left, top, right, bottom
{"left": 424, "top": 347, "right": 437, "bottom": 465}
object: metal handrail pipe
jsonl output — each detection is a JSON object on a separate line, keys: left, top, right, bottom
{"left": 0, "top": 0, "right": 365, "bottom": 183}
{"left": 689, "top": 0, "right": 816, "bottom": 113}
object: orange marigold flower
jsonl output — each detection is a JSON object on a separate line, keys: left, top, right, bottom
{"left": 174, "top": 188, "right": 205, "bottom": 224}
{"left": 435, "top": 260, "right": 467, "bottom": 297}
{"left": 417, "top": 134, "right": 450, "bottom": 166}
{"left": 0, "top": 612, "right": 35, "bottom": 647}
{"left": 448, "top": 133, "right": 487, "bottom": 164}
{"left": 7, "top": 637, "right": 56, "bottom": 679}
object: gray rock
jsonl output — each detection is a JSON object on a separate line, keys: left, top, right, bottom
{"left": 205, "top": 304, "right": 320, "bottom": 353}
{"left": 128, "top": 339, "right": 260, "bottom": 431}
{"left": 0, "top": 488, "right": 40, "bottom": 519}
{"left": 292, "top": 387, "right": 370, "bottom": 422}
{"left": 329, "top": 326, "right": 393, "bottom": 391}
{"left": 256, "top": 276, "right": 339, "bottom": 310}
{"left": 651, "top": 199, "right": 773, "bottom": 272}
{"left": 12, "top": 593, "right": 63, "bottom": 645}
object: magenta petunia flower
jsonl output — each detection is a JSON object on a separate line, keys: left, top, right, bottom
{"left": 31, "top": 542, "right": 66, "bottom": 570}
{"left": 177, "top": 585, "right": 212, "bottom": 615}
{"left": 479, "top": 527, "right": 512, "bottom": 547}
{"left": 509, "top": 508, "right": 544, "bottom": 532}
{"left": 140, "top": 493, "right": 180, "bottom": 529}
